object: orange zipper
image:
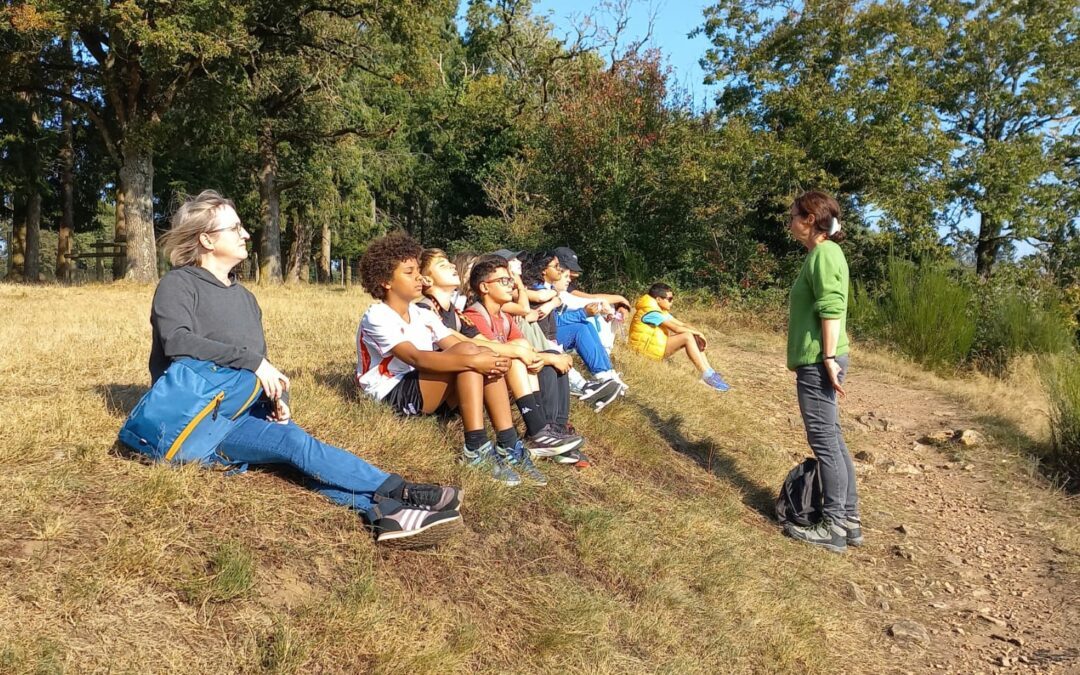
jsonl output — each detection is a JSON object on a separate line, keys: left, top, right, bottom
{"left": 165, "top": 391, "right": 225, "bottom": 461}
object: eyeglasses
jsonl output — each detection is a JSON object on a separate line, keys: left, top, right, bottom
{"left": 484, "top": 276, "right": 514, "bottom": 288}
{"left": 209, "top": 223, "right": 246, "bottom": 236}
{"left": 663, "top": 295, "right": 674, "bottom": 301}
{"left": 546, "top": 260, "right": 563, "bottom": 271}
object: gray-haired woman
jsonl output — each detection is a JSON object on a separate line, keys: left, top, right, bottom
{"left": 149, "top": 190, "right": 462, "bottom": 548}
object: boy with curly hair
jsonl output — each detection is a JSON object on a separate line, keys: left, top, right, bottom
{"left": 356, "top": 233, "right": 546, "bottom": 486}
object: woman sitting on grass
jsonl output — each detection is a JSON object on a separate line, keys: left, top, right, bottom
{"left": 782, "top": 190, "right": 862, "bottom": 554}
{"left": 150, "top": 190, "right": 462, "bottom": 549}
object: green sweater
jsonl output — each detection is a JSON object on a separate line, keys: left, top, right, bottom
{"left": 787, "top": 240, "right": 850, "bottom": 370}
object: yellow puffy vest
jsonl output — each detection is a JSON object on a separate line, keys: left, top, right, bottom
{"left": 628, "top": 294, "right": 670, "bottom": 360}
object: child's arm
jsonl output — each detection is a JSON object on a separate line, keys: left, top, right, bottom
{"left": 390, "top": 337, "right": 504, "bottom": 375}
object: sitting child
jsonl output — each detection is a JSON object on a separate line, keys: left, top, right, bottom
{"left": 417, "top": 248, "right": 586, "bottom": 465}
{"left": 462, "top": 254, "right": 592, "bottom": 467}
{"left": 523, "top": 251, "right": 627, "bottom": 405}
{"left": 356, "top": 233, "right": 546, "bottom": 485}
{"left": 628, "top": 283, "right": 730, "bottom": 392}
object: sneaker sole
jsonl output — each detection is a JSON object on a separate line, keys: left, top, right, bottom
{"left": 377, "top": 513, "right": 464, "bottom": 549}
{"left": 782, "top": 526, "right": 847, "bottom": 554}
{"left": 528, "top": 437, "right": 585, "bottom": 457}
{"left": 700, "top": 379, "right": 730, "bottom": 392}
{"left": 847, "top": 537, "right": 864, "bottom": 547}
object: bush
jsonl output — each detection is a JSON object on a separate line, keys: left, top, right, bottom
{"left": 974, "top": 287, "right": 1076, "bottom": 375}
{"left": 1040, "top": 353, "right": 1080, "bottom": 488}
{"left": 881, "top": 258, "right": 977, "bottom": 372}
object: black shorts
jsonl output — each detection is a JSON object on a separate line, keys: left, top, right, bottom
{"left": 384, "top": 371, "right": 453, "bottom": 418}
{"left": 385, "top": 371, "right": 425, "bottom": 417}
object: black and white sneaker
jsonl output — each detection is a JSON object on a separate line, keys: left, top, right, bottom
{"left": 398, "top": 483, "right": 462, "bottom": 512}
{"left": 588, "top": 379, "right": 623, "bottom": 412}
{"left": 372, "top": 506, "right": 463, "bottom": 549}
{"left": 525, "top": 424, "right": 585, "bottom": 457}
{"left": 577, "top": 380, "right": 610, "bottom": 402}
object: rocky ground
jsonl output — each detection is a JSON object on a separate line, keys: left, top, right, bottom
{"left": 831, "top": 368, "right": 1079, "bottom": 673}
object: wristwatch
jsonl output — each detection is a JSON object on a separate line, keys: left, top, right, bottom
{"left": 824, "top": 355, "right": 837, "bottom": 361}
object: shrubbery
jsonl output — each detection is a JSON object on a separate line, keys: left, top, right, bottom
{"left": 849, "top": 257, "right": 1077, "bottom": 376}
{"left": 1040, "top": 354, "right": 1080, "bottom": 488}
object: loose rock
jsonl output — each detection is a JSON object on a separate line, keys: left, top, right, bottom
{"left": 889, "top": 620, "right": 931, "bottom": 646}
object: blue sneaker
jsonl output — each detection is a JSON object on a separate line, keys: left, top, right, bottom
{"left": 462, "top": 441, "right": 521, "bottom": 486}
{"left": 702, "top": 371, "right": 730, "bottom": 392}
{"left": 499, "top": 441, "right": 548, "bottom": 486}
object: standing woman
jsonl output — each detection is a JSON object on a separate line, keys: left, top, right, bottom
{"left": 784, "top": 190, "right": 862, "bottom": 553}
{"left": 150, "top": 190, "right": 462, "bottom": 548}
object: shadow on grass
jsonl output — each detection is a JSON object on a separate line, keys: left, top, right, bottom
{"left": 97, "top": 383, "right": 150, "bottom": 417}
{"left": 313, "top": 367, "right": 362, "bottom": 403}
{"left": 628, "top": 399, "right": 777, "bottom": 519}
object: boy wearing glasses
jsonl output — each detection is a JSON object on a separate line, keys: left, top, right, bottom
{"left": 629, "top": 283, "right": 730, "bottom": 392}
{"left": 464, "top": 255, "right": 592, "bottom": 467}
{"left": 356, "top": 234, "right": 547, "bottom": 486}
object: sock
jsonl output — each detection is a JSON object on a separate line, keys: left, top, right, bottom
{"left": 495, "top": 427, "right": 519, "bottom": 449}
{"left": 464, "top": 429, "right": 488, "bottom": 452}
{"left": 515, "top": 394, "right": 548, "bottom": 437}
{"left": 568, "top": 367, "right": 587, "bottom": 389}
{"left": 702, "top": 368, "right": 716, "bottom": 379}
{"left": 596, "top": 369, "right": 617, "bottom": 381}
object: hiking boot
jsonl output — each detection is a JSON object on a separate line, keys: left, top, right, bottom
{"left": 499, "top": 440, "right": 548, "bottom": 486}
{"left": 462, "top": 441, "right": 521, "bottom": 486}
{"left": 372, "top": 506, "right": 462, "bottom": 549}
{"left": 783, "top": 518, "right": 847, "bottom": 554}
{"left": 525, "top": 424, "right": 585, "bottom": 457}
{"left": 552, "top": 447, "right": 591, "bottom": 468}
{"left": 398, "top": 482, "right": 462, "bottom": 512}
{"left": 588, "top": 379, "right": 623, "bottom": 412}
{"left": 702, "top": 371, "right": 731, "bottom": 392}
{"left": 843, "top": 518, "right": 864, "bottom": 547}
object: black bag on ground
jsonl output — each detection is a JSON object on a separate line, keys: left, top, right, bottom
{"left": 776, "top": 457, "right": 823, "bottom": 527}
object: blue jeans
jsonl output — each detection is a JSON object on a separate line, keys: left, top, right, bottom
{"left": 556, "top": 321, "right": 613, "bottom": 374}
{"left": 795, "top": 355, "right": 859, "bottom": 525}
{"left": 215, "top": 406, "right": 403, "bottom": 520}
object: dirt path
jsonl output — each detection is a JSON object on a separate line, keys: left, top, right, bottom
{"left": 822, "top": 363, "right": 1080, "bottom": 673}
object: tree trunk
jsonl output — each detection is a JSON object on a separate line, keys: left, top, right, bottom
{"left": 113, "top": 187, "right": 127, "bottom": 278}
{"left": 285, "top": 206, "right": 312, "bottom": 285}
{"left": 25, "top": 188, "right": 41, "bottom": 283}
{"left": 57, "top": 64, "right": 76, "bottom": 283}
{"left": 317, "top": 220, "right": 332, "bottom": 283}
{"left": 7, "top": 197, "right": 27, "bottom": 281}
{"left": 257, "top": 121, "right": 283, "bottom": 284}
{"left": 119, "top": 147, "right": 156, "bottom": 282}
{"left": 974, "top": 212, "right": 1001, "bottom": 280}
{"left": 343, "top": 257, "right": 351, "bottom": 286}
{"left": 23, "top": 98, "right": 41, "bottom": 283}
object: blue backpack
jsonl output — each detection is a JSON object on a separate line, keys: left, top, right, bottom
{"left": 118, "top": 358, "right": 263, "bottom": 465}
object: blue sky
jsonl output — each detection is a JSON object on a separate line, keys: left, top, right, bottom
{"left": 459, "top": 1, "right": 720, "bottom": 108}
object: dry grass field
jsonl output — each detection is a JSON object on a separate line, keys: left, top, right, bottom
{"left": 1, "top": 282, "right": 1078, "bottom": 674}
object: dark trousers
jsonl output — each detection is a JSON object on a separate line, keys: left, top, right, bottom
{"left": 537, "top": 362, "right": 571, "bottom": 427}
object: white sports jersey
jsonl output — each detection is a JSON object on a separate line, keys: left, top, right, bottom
{"left": 356, "top": 302, "right": 451, "bottom": 400}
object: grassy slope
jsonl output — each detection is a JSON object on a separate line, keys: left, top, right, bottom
{"left": 0, "top": 283, "right": 1073, "bottom": 673}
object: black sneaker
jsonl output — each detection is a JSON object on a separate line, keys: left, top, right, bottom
{"left": 552, "top": 447, "right": 591, "bottom": 468}
{"left": 372, "top": 506, "right": 463, "bottom": 548}
{"left": 577, "top": 380, "right": 610, "bottom": 402}
{"left": 525, "top": 424, "right": 585, "bottom": 457}
{"left": 398, "top": 483, "right": 462, "bottom": 512}
{"left": 843, "top": 518, "right": 864, "bottom": 547}
{"left": 588, "top": 379, "right": 622, "bottom": 412}
{"left": 783, "top": 518, "right": 847, "bottom": 554}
